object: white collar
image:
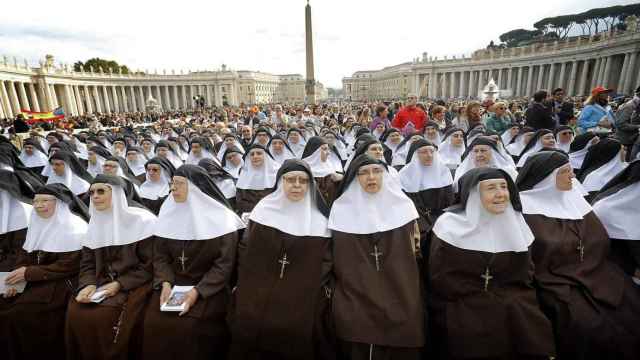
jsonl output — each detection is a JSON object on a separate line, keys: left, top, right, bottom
{"left": 0, "top": 189, "right": 32, "bottom": 234}
{"left": 19, "top": 149, "right": 49, "bottom": 168}
{"left": 399, "top": 152, "right": 453, "bottom": 192}
{"left": 517, "top": 138, "right": 554, "bottom": 167}
{"left": 303, "top": 147, "right": 341, "bottom": 178}
{"left": 139, "top": 169, "right": 171, "bottom": 200}
{"left": 186, "top": 150, "right": 219, "bottom": 166}
{"left": 520, "top": 168, "right": 592, "bottom": 220}
{"left": 569, "top": 137, "right": 597, "bottom": 169}
{"left": 46, "top": 166, "right": 90, "bottom": 195}
{"left": 126, "top": 155, "right": 147, "bottom": 176}
{"left": 217, "top": 141, "right": 245, "bottom": 161}
{"left": 438, "top": 137, "right": 465, "bottom": 168}
{"left": 453, "top": 149, "right": 518, "bottom": 191}
{"left": 87, "top": 155, "right": 105, "bottom": 178}
{"left": 236, "top": 156, "right": 279, "bottom": 190}
{"left": 593, "top": 181, "right": 640, "bottom": 240}
{"left": 154, "top": 179, "right": 244, "bottom": 240}
{"left": 582, "top": 151, "right": 627, "bottom": 192}
{"left": 250, "top": 182, "right": 330, "bottom": 237}
{"left": 23, "top": 201, "right": 87, "bottom": 252}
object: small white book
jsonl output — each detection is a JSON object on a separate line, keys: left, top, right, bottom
{"left": 0, "top": 272, "right": 27, "bottom": 294}
{"left": 161, "top": 285, "right": 194, "bottom": 312}
{"left": 90, "top": 288, "right": 109, "bottom": 303}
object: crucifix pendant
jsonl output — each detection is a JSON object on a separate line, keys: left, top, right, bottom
{"left": 370, "top": 245, "right": 383, "bottom": 272}
{"left": 481, "top": 267, "right": 493, "bottom": 292}
{"left": 577, "top": 240, "right": 585, "bottom": 263}
{"left": 36, "top": 251, "right": 42, "bottom": 265}
{"left": 278, "top": 253, "right": 290, "bottom": 279}
{"left": 178, "top": 249, "right": 189, "bottom": 272}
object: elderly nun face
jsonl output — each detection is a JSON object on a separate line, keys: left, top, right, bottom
{"left": 388, "top": 131, "right": 402, "bottom": 144}
{"left": 256, "top": 132, "right": 270, "bottom": 145}
{"left": 451, "top": 131, "right": 464, "bottom": 147}
{"left": 282, "top": 171, "right": 309, "bottom": 202}
{"left": 226, "top": 152, "right": 242, "bottom": 167}
{"left": 540, "top": 133, "right": 556, "bottom": 148}
{"left": 157, "top": 146, "right": 169, "bottom": 158}
{"left": 24, "top": 144, "right": 35, "bottom": 155}
{"left": 190, "top": 142, "right": 202, "bottom": 156}
{"left": 90, "top": 184, "right": 113, "bottom": 211}
{"left": 271, "top": 139, "right": 285, "bottom": 154}
{"left": 479, "top": 178, "right": 510, "bottom": 214}
{"left": 113, "top": 141, "right": 125, "bottom": 152}
{"left": 557, "top": 129, "right": 573, "bottom": 144}
{"left": 366, "top": 143, "right": 385, "bottom": 161}
{"left": 473, "top": 144, "right": 493, "bottom": 167}
{"left": 33, "top": 194, "right": 57, "bottom": 219}
{"left": 288, "top": 131, "right": 301, "bottom": 144}
{"left": 509, "top": 126, "right": 520, "bottom": 137}
{"left": 555, "top": 163, "right": 574, "bottom": 191}
{"left": 323, "top": 133, "right": 336, "bottom": 146}
{"left": 224, "top": 136, "right": 235, "bottom": 147}
{"left": 46, "top": 134, "right": 59, "bottom": 145}
{"left": 170, "top": 176, "right": 188, "bottom": 203}
{"left": 51, "top": 159, "right": 66, "bottom": 176}
{"left": 142, "top": 141, "right": 153, "bottom": 153}
{"left": 102, "top": 160, "right": 120, "bottom": 176}
{"left": 249, "top": 148, "right": 265, "bottom": 167}
{"left": 146, "top": 163, "right": 162, "bottom": 182}
{"left": 126, "top": 150, "right": 139, "bottom": 163}
{"left": 417, "top": 145, "right": 435, "bottom": 166}
{"left": 357, "top": 164, "right": 385, "bottom": 194}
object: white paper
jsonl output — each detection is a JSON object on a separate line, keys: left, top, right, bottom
{"left": 160, "top": 285, "right": 194, "bottom": 312}
{"left": 90, "top": 289, "right": 109, "bottom": 303}
{"left": 0, "top": 272, "right": 27, "bottom": 294}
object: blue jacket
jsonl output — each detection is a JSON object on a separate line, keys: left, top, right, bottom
{"left": 578, "top": 104, "right": 615, "bottom": 133}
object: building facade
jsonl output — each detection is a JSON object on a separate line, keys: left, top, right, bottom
{"left": 343, "top": 23, "right": 640, "bottom": 101}
{"left": 0, "top": 58, "right": 327, "bottom": 119}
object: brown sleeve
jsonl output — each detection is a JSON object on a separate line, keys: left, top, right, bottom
{"left": 25, "top": 251, "right": 81, "bottom": 282}
{"left": 116, "top": 239, "right": 153, "bottom": 291}
{"left": 320, "top": 237, "right": 333, "bottom": 287}
{"left": 14, "top": 248, "right": 31, "bottom": 268}
{"left": 196, "top": 232, "right": 238, "bottom": 299}
{"left": 152, "top": 237, "right": 175, "bottom": 289}
{"left": 78, "top": 247, "right": 97, "bottom": 291}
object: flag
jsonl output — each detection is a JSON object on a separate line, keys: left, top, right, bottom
{"left": 20, "top": 107, "right": 65, "bottom": 125}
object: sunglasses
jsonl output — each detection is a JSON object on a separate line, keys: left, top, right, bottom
{"left": 282, "top": 176, "right": 310, "bottom": 185}
{"left": 89, "top": 188, "right": 109, "bottom": 196}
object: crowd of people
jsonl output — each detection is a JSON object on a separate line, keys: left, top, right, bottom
{"left": 1, "top": 84, "right": 639, "bottom": 360}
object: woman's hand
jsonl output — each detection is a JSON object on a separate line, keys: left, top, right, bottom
{"left": 76, "top": 285, "right": 97, "bottom": 303}
{"left": 160, "top": 282, "right": 172, "bottom": 305}
{"left": 101, "top": 281, "right": 122, "bottom": 298}
{"left": 179, "top": 288, "right": 199, "bottom": 317}
{"left": 5, "top": 267, "right": 27, "bottom": 285}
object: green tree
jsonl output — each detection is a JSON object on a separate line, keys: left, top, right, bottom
{"left": 73, "top": 58, "right": 131, "bottom": 74}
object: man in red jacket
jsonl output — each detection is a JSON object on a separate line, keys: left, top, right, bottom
{"left": 392, "top": 93, "right": 428, "bottom": 135}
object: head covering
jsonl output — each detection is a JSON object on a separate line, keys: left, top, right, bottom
{"left": 391, "top": 133, "right": 423, "bottom": 166}
{"left": 198, "top": 158, "right": 237, "bottom": 199}
{"left": 45, "top": 151, "right": 92, "bottom": 195}
{"left": 87, "top": 146, "right": 110, "bottom": 178}
{"left": 85, "top": 175, "right": 156, "bottom": 249}
{"left": 516, "top": 129, "right": 555, "bottom": 167}
{"left": 186, "top": 137, "right": 219, "bottom": 166}
{"left": 423, "top": 121, "right": 442, "bottom": 146}
{"left": 155, "top": 140, "right": 183, "bottom": 169}
{"left": 250, "top": 127, "right": 273, "bottom": 146}
{"left": 250, "top": 159, "right": 331, "bottom": 237}
{"left": 381, "top": 128, "right": 404, "bottom": 154}
{"left": 516, "top": 151, "right": 591, "bottom": 220}
{"left": 505, "top": 127, "right": 534, "bottom": 156}
{"left": 592, "top": 160, "right": 640, "bottom": 240}
{"left": 236, "top": 144, "right": 279, "bottom": 190}
{"left": 105, "top": 156, "right": 141, "bottom": 186}
{"left": 221, "top": 145, "right": 245, "bottom": 179}
{"left": 154, "top": 165, "right": 244, "bottom": 240}
{"left": 578, "top": 138, "right": 627, "bottom": 192}
{"left": 438, "top": 127, "right": 466, "bottom": 169}
{"left": 139, "top": 157, "right": 175, "bottom": 200}
{"left": 0, "top": 169, "right": 34, "bottom": 234}
{"left": 399, "top": 139, "right": 453, "bottom": 192}
{"left": 287, "top": 128, "right": 306, "bottom": 157}
{"left": 434, "top": 167, "right": 533, "bottom": 252}
{"left": 302, "top": 136, "right": 342, "bottom": 178}
{"left": 453, "top": 137, "right": 518, "bottom": 190}
{"left": 125, "top": 146, "right": 147, "bottom": 176}
{"left": 568, "top": 133, "right": 598, "bottom": 169}
{"left": 23, "top": 183, "right": 89, "bottom": 253}
{"left": 216, "top": 134, "right": 245, "bottom": 161}
{"left": 328, "top": 155, "right": 418, "bottom": 234}
{"left": 267, "top": 134, "right": 296, "bottom": 165}
{"left": 554, "top": 125, "right": 575, "bottom": 153}
{"left": 500, "top": 123, "right": 520, "bottom": 146}
{"left": 19, "top": 138, "right": 49, "bottom": 168}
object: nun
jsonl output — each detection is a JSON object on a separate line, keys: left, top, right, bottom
{"left": 65, "top": 175, "right": 156, "bottom": 360}
{"left": 516, "top": 129, "right": 557, "bottom": 168}
{"left": 250, "top": 127, "right": 273, "bottom": 147}
{"left": 554, "top": 125, "right": 575, "bottom": 153}
{"left": 139, "top": 157, "right": 175, "bottom": 215}
{"left": 302, "top": 136, "right": 344, "bottom": 205}
{"left": 45, "top": 151, "right": 93, "bottom": 196}
{"left": 1, "top": 183, "right": 88, "bottom": 360}
{"left": 391, "top": 132, "right": 424, "bottom": 168}
{"left": 423, "top": 121, "right": 442, "bottom": 146}
{"left": 221, "top": 145, "right": 245, "bottom": 180}
{"left": 229, "top": 159, "right": 334, "bottom": 359}
{"left": 125, "top": 147, "right": 148, "bottom": 183}
{"left": 499, "top": 123, "right": 520, "bottom": 147}
{"left": 453, "top": 137, "right": 518, "bottom": 190}
{"left": 155, "top": 140, "right": 184, "bottom": 169}
{"left": 516, "top": 151, "right": 640, "bottom": 360}
{"left": 381, "top": 128, "right": 404, "bottom": 161}
{"left": 185, "top": 137, "right": 218, "bottom": 166}
{"left": 505, "top": 127, "right": 534, "bottom": 156}
{"left": 0, "top": 169, "right": 36, "bottom": 273}
{"left": 438, "top": 127, "right": 466, "bottom": 171}
{"left": 142, "top": 165, "right": 243, "bottom": 360}
{"left": 141, "top": 138, "right": 156, "bottom": 160}
{"left": 87, "top": 146, "right": 111, "bottom": 178}
{"left": 287, "top": 128, "right": 306, "bottom": 158}
{"left": 268, "top": 134, "right": 296, "bottom": 165}
{"left": 102, "top": 156, "right": 144, "bottom": 204}
{"left": 216, "top": 134, "right": 245, "bottom": 162}
{"left": 577, "top": 137, "right": 627, "bottom": 199}
{"left": 398, "top": 139, "right": 454, "bottom": 265}
{"left": 235, "top": 144, "right": 279, "bottom": 215}
{"left": 328, "top": 155, "right": 424, "bottom": 359}
{"left": 18, "top": 138, "right": 49, "bottom": 175}
{"left": 568, "top": 132, "right": 599, "bottom": 170}
{"left": 592, "top": 160, "right": 640, "bottom": 277}
{"left": 198, "top": 158, "right": 238, "bottom": 210}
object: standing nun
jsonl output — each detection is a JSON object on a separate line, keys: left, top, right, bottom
{"left": 235, "top": 144, "right": 279, "bottom": 215}
{"left": 1, "top": 183, "right": 88, "bottom": 360}
{"left": 142, "top": 165, "right": 243, "bottom": 360}
{"left": 65, "top": 175, "right": 156, "bottom": 360}
{"left": 230, "top": 159, "right": 334, "bottom": 359}
{"left": 516, "top": 151, "right": 640, "bottom": 360}
{"left": 592, "top": 159, "right": 640, "bottom": 277}
{"left": 329, "top": 155, "right": 424, "bottom": 359}
{"left": 139, "top": 157, "right": 175, "bottom": 215}
{"left": 428, "top": 167, "right": 555, "bottom": 359}
{"left": 302, "top": 136, "right": 344, "bottom": 205}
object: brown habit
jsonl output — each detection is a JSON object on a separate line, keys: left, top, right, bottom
{"left": 65, "top": 238, "right": 153, "bottom": 360}
{"left": 0, "top": 229, "right": 26, "bottom": 272}
{"left": 141, "top": 196, "right": 167, "bottom": 215}
{"left": 235, "top": 188, "right": 272, "bottom": 214}
{"left": 141, "top": 233, "right": 238, "bottom": 360}
{"left": 0, "top": 249, "right": 80, "bottom": 360}
{"left": 525, "top": 212, "right": 640, "bottom": 359}
{"left": 332, "top": 221, "right": 424, "bottom": 357}
{"left": 229, "top": 221, "right": 334, "bottom": 360}
{"left": 428, "top": 235, "right": 555, "bottom": 359}
{"left": 315, "top": 175, "right": 340, "bottom": 206}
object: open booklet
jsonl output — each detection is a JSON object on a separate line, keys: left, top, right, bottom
{"left": 0, "top": 272, "right": 27, "bottom": 294}
{"left": 161, "top": 285, "right": 194, "bottom": 312}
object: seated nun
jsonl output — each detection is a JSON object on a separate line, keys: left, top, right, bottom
{"left": 349, "top": 138, "right": 403, "bottom": 187}
{"left": 323, "top": 129, "right": 349, "bottom": 163}
{"left": 155, "top": 140, "right": 184, "bottom": 169}
{"left": 391, "top": 132, "right": 424, "bottom": 168}
{"left": 141, "top": 138, "right": 156, "bottom": 160}
{"left": 576, "top": 137, "right": 627, "bottom": 201}
{"left": 45, "top": 150, "right": 93, "bottom": 197}
{"left": 65, "top": 175, "right": 156, "bottom": 360}
{"left": 87, "top": 146, "right": 111, "bottom": 178}
{"left": 505, "top": 126, "right": 534, "bottom": 157}
{"left": 499, "top": 123, "right": 520, "bottom": 150}
{"left": 381, "top": 128, "right": 404, "bottom": 162}
{"left": 142, "top": 165, "right": 243, "bottom": 360}
{"left": 592, "top": 160, "right": 640, "bottom": 278}
{"left": 0, "top": 169, "right": 36, "bottom": 273}
{"left": 328, "top": 155, "right": 424, "bottom": 359}
{"left": 139, "top": 157, "right": 175, "bottom": 215}
{"left": 268, "top": 134, "right": 297, "bottom": 165}
{"left": 399, "top": 139, "right": 454, "bottom": 266}
{"left": 18, "top": 138, "right": 49, "bottom": 176}
{"left": 287, "top": 128, "right": 307, "bottom": 158}
{"left": 102, "top": 156, "right": 144, "bottom": 204}
{"left": 428, "top": 167, "right": 555, "bottom": 360}
{"left": 229, "top": 159, "right": 334, "bottom": 360}
{"left": 250, "top": 127, "right": 273, "bottom": 147}
{"left": 568, "top": 132, "right": 599, "bottom": 170}
{"left": 302, "top": 136, "right": 344, "bottom": 205}
{"left": 198, "top": 158, "right": 238, "bottom": 210}
{"left": 1, "top": 183, "right": 88, "bottom": 360}
{"left": 235, "top": 144, "right": 279, "bottom": 215}
{"left": 453, "top": 137, "right": 518, "bottom": 190}
{"left": 221, "top": 145, "right": 244, "bottom": 180}
{"left": 125, "top": 147, "right": 148, "bottom": 183}
{"left": 516, "top": 151, "right": 640, "bottom": 360}
{"left": 215, "top": 134, "right": 245, "bottom": 162}
{"left": 185, "top": 137, "right": 218, "bottom": 166}
{"left": 423, "top": 121, "right": 442, "bottom": 146}
{"left": 516, "top": 129, "right": 558, "bottom": 168}
{"left": 554, "top": 125, "right": 575, "bottom": 153}
{"left": 438, "top": 127, "right": 466, "bottom": 171}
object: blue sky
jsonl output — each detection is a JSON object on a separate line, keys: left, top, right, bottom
{"left": 0, "top": 0, "right": 634, "bottom": 87}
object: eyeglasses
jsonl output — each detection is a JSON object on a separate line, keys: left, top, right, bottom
{"left": 283, "top": 176, "right": 309, "bottom": 185}
{"left": 89, "top": 188, "right": 109, "bottom": 196}
{"left": 33, "top": 199, "right": 55, "bottom": 206}
{"left": 147, "top": 167, "right": 161, "bottom": 173}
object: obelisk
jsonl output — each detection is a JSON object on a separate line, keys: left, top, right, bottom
{"left": 305, "top": 0, "right": 317, "bottom": 104}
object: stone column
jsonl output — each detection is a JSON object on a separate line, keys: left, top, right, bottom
{"left": 578, "top": 60, "right": 590, "bottom": 96}
{"left": 567, "top": 61, "right": 578, "bottom": 96}
{"left": 73, "top": 86, "right": 83, "bottom": 114}
{"left": 497, "top": 69, "right": 503, "bottom": 89}
{"left": 515, "top": 67, "right": 523, "bottom": 96}
{"left": 558, "top": 62, "right": 567, "bottom": 90}
{"left": 102, "top": 86, "right": 111, "bottom": 113}
{"left": 458, "top": 72, "right": 466, "bottom": 98}
{"left": 91, "top": 86, "right": 101, "bottom": 113}
{"left": 83, "top": 86, "right": 93, "bottom": 114}
{"left": 547, "top": 63, "right": 556, "bottom": 90}
{"left": 27, "top": 83, "right": 40, "bottom": 112}
{"left": 618, "top": 53, "right": 630, "bottom": 94}
{"left": 534, "top": 65, "right": 543, "bottom": 92}
{"left": 591, "top": 58, "right": 601, "bottom": 88}
{"left": 7, "top": 81, "right": 21, "bottom": 114}
{"left": 0, "top": 81, "right": 13, "bottom": 118}
{"left": 121, "top": 87, "right": 130, "bottom": 112}
{"left": 110, "top": 86, "right": 119, "bottom": 113}
{"left": 506, "top": 68, "right": 513, "bottom": 94}
{"left": 63, "top": 85, "right": 75, "bottom": 116}
{"left": 17, "top": 82, "right": 30, "bottom": 111}
{"left": 172, "top": 86, "right": 179, "bottom": 110}
{"left": 449, "top": 73, "right": 456, "bottom": 98}
{"left": 477, "top": 70, "right": 484, "bottom": 97}
{"left": 596, "top": 57, "right": 607, "bottom": 86}
{"left": 0, "top": 94, "right": 5, "bottom": 119}
{"left": 602, "top": 55, "right": 613, "bottom": 88}
{"left": 439, "top": 73, "right": 445, "bottom": 98}
{"left": 624, "top": 52, "right": 638, "bottom": 95}
{"left": 49, "top": 84, "right": 59, "bottom": 108}
{"left": 138, "top": 86, "right": 145, "bottom": 111}
{"left": 524, "top": 67, "right": 533, "bottom": 97}
{"left": 162, "top": 85, "right": 169, "bottom": 110}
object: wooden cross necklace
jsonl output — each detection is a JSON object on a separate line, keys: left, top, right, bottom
{"left": 369, "top": 234, "right": 384, "bottom": 272}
